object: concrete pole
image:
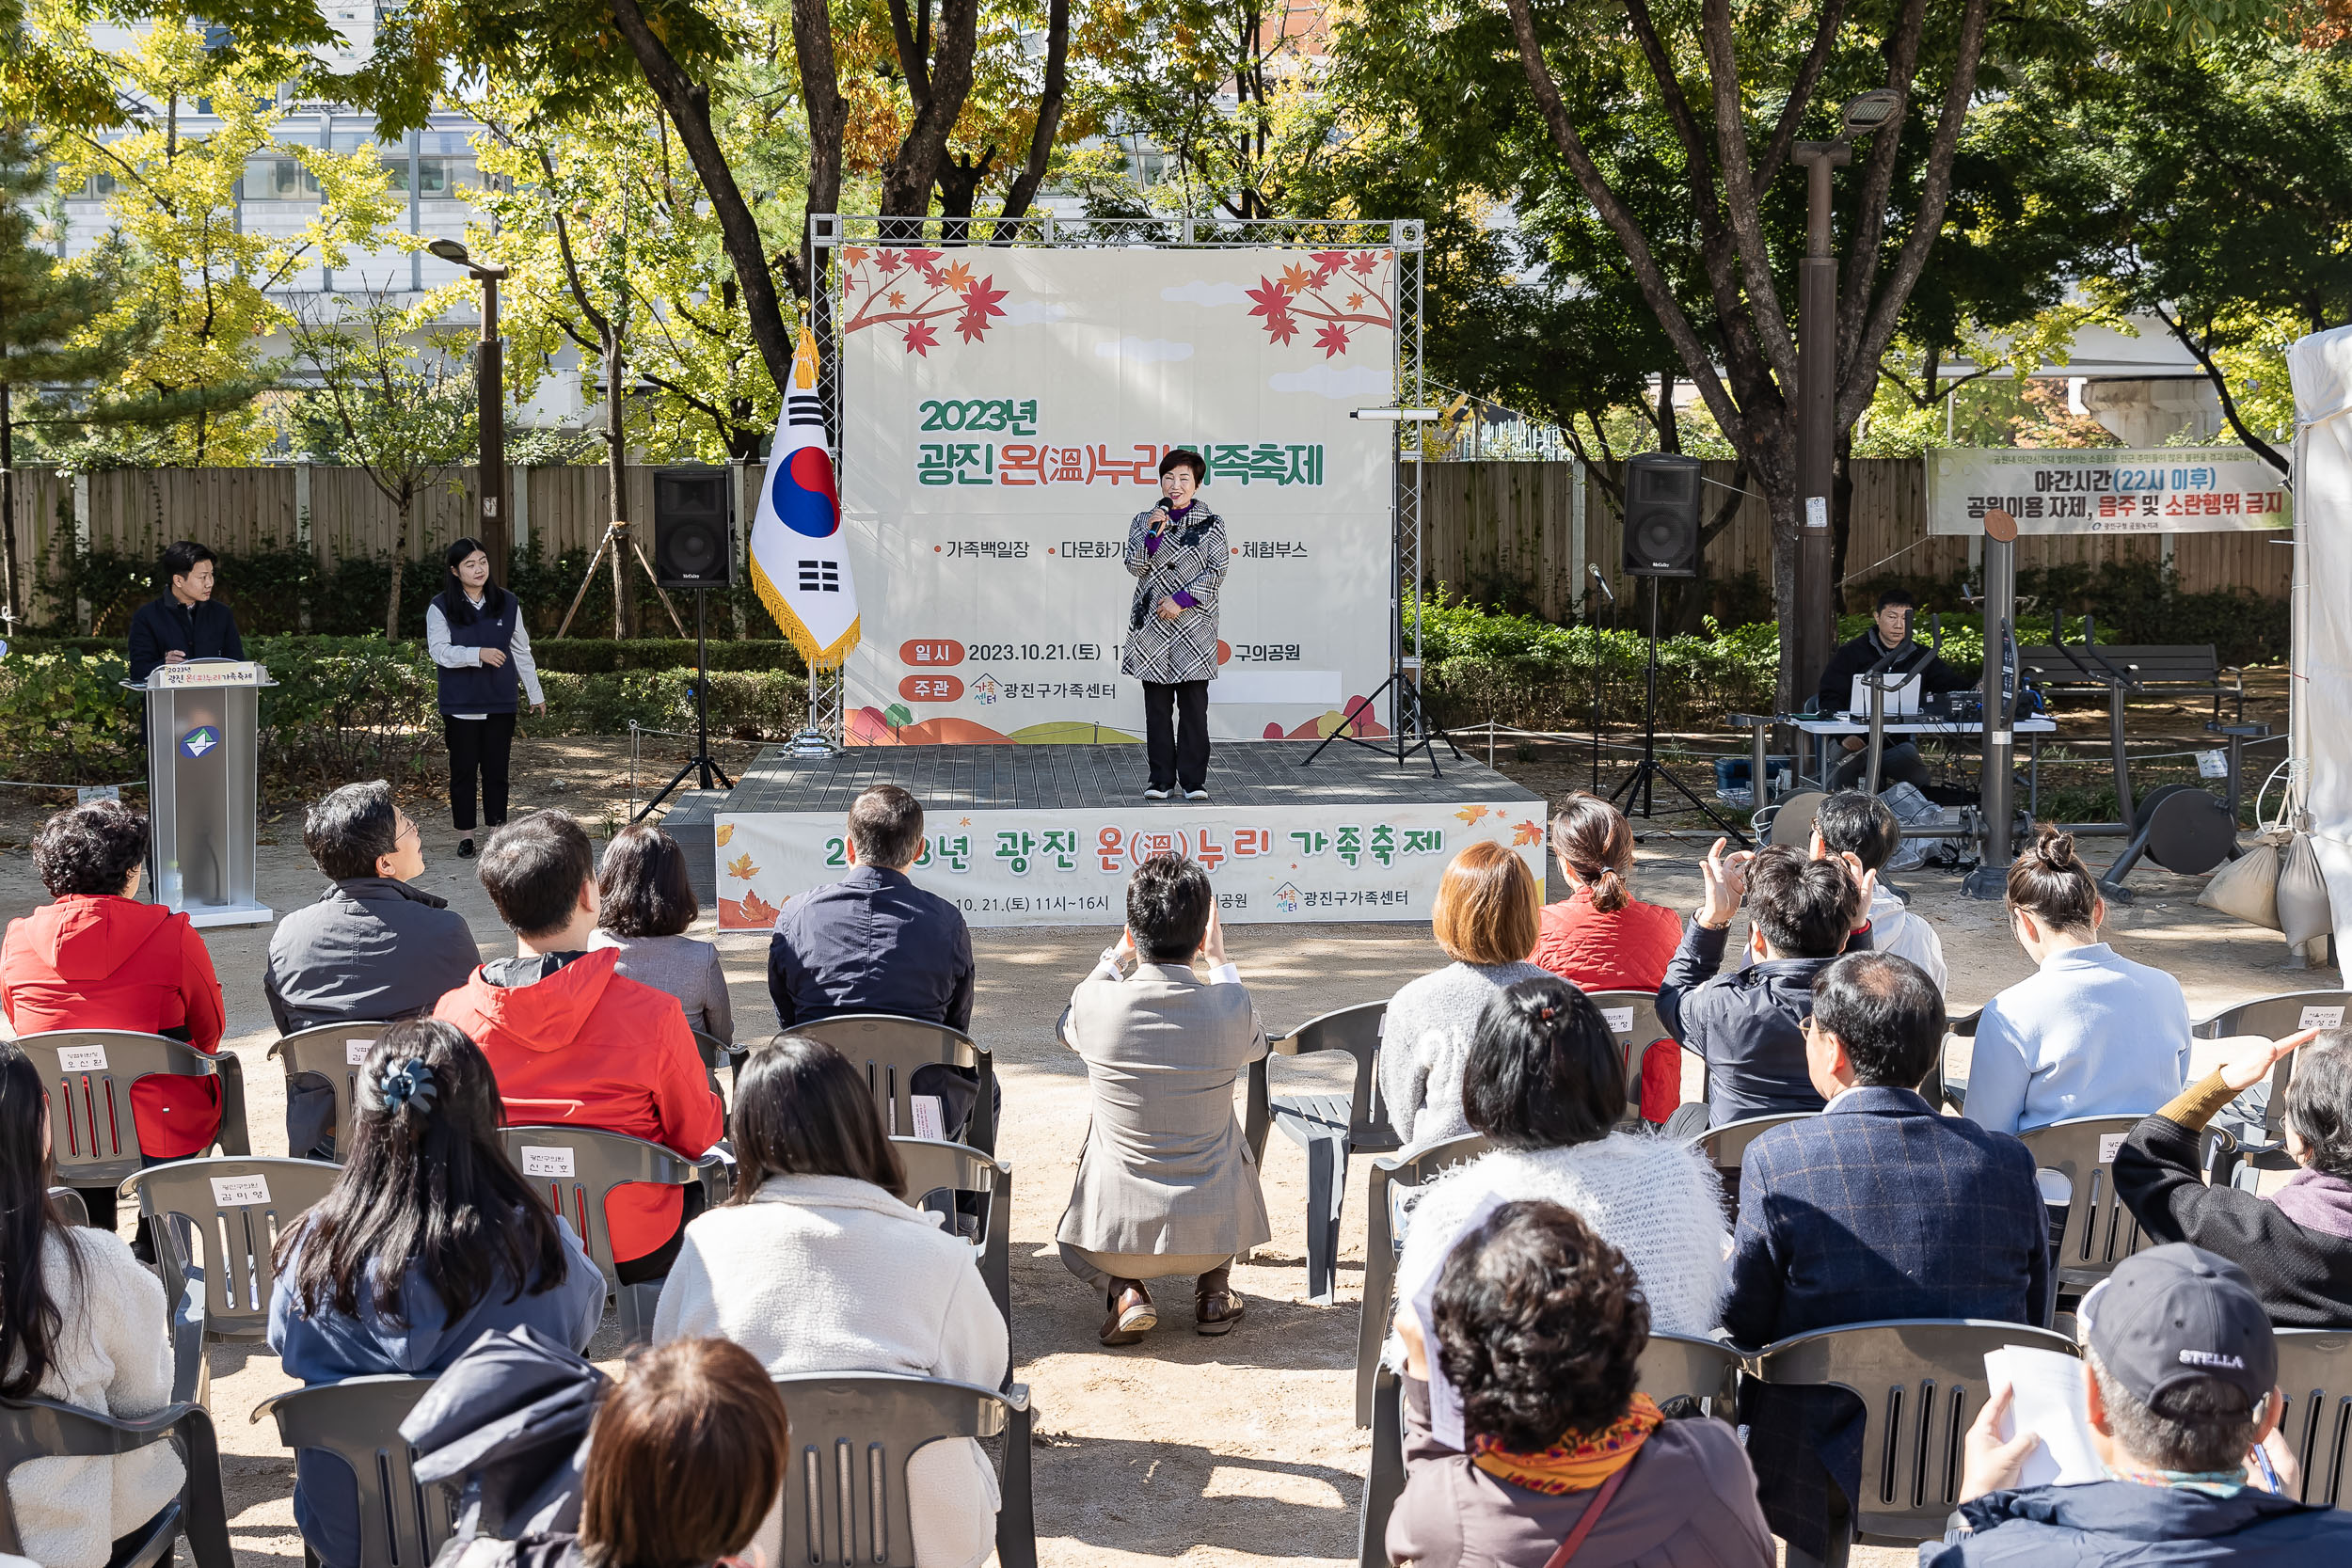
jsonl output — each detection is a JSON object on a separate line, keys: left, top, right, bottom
{"left": 1792, "top": 141, "right": 1850, "bottom": 702}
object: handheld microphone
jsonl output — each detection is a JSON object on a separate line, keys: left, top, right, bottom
{"left": 1588, "top": 563, "right": 1614, "bottom": 604}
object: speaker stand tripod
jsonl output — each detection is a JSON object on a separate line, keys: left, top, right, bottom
{"left": 1607, "top": 577, "right": 1751, "bottom": 844}
{"left": 1299, "top": 661, "right": 1462, "bottom": 776}
{"left": 555, "top": 519, "right": 689, "bottom": 640}
{"left": 634, "top": 586, "right": 734, "bottom": 820}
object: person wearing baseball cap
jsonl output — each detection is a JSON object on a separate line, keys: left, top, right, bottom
{"left": 1925, "top": 1243, "right": 2352, "bottom": 1563}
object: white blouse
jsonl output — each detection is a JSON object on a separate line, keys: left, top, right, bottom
{"left": 425, "top": 594, "right": 546, "bottom": 719}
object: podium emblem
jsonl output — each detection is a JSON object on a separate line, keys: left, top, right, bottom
{"left": 179, "top": 725, "right": 221, "bottom": 759}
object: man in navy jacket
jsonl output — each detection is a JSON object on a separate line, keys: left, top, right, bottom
{"left": 126, "top": 540, "right": 244, "bottom": 682}
{"left": 1720, "top": 951, "right": 2048, "bottom": 1563}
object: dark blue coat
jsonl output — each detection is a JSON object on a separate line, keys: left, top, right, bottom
{"left": 767, "top": 864, "right": 976, "bottom": 1033}
{"left": 1921, "top": 1480, "right": 2352, "bottom": 1565}
{"left": 1721, "top": 1086, "right": 2050, "bottom": 1560}
{"left": 1657, "top": 919, "right": 1876, "bottom": 1126}
{"left": 126, "top": 593, "right": 243, "bottom": 682}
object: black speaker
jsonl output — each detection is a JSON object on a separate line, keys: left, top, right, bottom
{"left": 1622, "top": 452, "right": 1702, "bottom": 578}
{"left": 653, "top": 466, "right": 733, "bottom": 588}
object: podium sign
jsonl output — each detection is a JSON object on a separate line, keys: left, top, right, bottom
{"left": 125, "top": 660, "right": 275, "bottom": 928}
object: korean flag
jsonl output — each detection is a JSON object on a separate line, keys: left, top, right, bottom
{"left": 749, "top": 328, "right": 860, "bottom": 668}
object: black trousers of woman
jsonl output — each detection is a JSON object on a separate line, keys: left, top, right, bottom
{"left": 1143, "top": 679, "right": 1211, "bottom": 792}
{"left": 445, "top": 711, "right": 518, "bottom": 831}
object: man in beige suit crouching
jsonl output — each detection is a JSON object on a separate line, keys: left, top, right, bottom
{"left": 1057, "top": 851, "right": 1270, "bottom": 1346}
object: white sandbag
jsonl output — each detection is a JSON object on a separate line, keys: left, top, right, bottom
{"left": 2197, "top": 831, "right": 2283, "bottom": 931}
{"left": 2279, "top": 830, "right": 2335, "bottom": 951}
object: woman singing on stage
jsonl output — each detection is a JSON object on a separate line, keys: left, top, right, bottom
{"left": 426, "top": 538, "right": 546, "bottom": 859}
{"left": 1123, "top": 450, "right": 1225, "bottom": 800}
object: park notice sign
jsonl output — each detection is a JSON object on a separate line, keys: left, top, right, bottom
{"left": 1926, "top": 447, "right": 2291, "bottom": 534}
{"left": 835, "top": 245, "right": 1395, "bottom": 746}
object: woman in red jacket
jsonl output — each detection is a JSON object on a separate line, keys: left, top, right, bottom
{"left": 1532, "top": 793, "right": 1687, "bottom": 1122}
{"left": 0, "top": 801, "right": 225, "bottom": 1229}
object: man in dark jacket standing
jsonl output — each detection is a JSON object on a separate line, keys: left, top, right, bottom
{"left": 1928, "top": 1244, "right": 2352, "bottom": 1565}
{"left": 127, "top": 540, "right": 245, "bottom": 682}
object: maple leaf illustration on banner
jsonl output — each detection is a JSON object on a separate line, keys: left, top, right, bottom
{"left": 957, "top": 277, "right": 1009, "bottom": 342}
{"left": 725, "top": 851, "right": 761, "bottom": 880}
{"left": 1455, "top": 804, "right": 1491, "bottom": 825}
{"left": 903, "top": 320, "right": 941, "bottom": 356}
{"left": 1246, "top": 277, "right": 1299, "bottom": 344}
{"left": 1247, "top": 250, "right": 1396, "bottom": 355}
{"left": 840, "top": 250, "right": 1025, "bottom": 351}
{"left": 714, "top": 823, "right": 734, "bottom": 847}
{"left": 1512, "top": 819, "right": 1543, "bottom": 847}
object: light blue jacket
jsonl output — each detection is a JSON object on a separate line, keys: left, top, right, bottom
{"left": 1961, "top": 942, "right": 2190, "bottom": 1136}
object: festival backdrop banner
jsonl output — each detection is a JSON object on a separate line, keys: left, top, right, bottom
{"left": 1926, "top": 447, "right": 2291, "bottom": 535}
{"left": 836, "top": 245, "right": 1395, "bottom": 744}
{"left": 713, "top": 800, "right": 1547, "bottom": 929}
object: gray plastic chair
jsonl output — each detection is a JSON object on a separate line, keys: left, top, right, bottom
{"left": 892, "top": 1136, "right": 1012, "bottom": 1374}
{"left": 2273, "top": 1327, "right": 2352, "bottom": 1511}
{"left": 499, "top": 1125, "right": 726, "bottom": 1342}
{"left": 1356, "top": 1330, "right": 1744, "bottom": 1568}
{"left": 1583, "top": 990, "right": 1670, "bottom": 1125}
{"left": 45, "top": 1186, "right": 88, "bottom": 1227}
{"left": 794, "top": 1014, "right": 995, "bottom": 1153}
{"left": 120, "top": 1156, "right": 341, "bottom": 1404}
{"left": 2018, "top": 1115, "right": 2159, "bottom": 1305}
{"left": 0, "top": 1394, "right": 232, "bottom": 1568}
{"left": 771, "top": 1371, "right": 1036, "bottom": 1568}
{"left": 1354, "top": 1132, "right": 1491, "bottom": 1428}
{"left": 2193, "top": 990, "right": 2351, "bottom": 1188}
{"left": 1753, "top": 1318, "right": 2082, "bottom": 1563}
{"left": 252, "top": 1374, "right": 453, "bottom": 1568}
{"left": 15, "top": 1030, "right": 250, "bottom": 1195}
{"left": 268, "top": 1021, "right": 396, "bottom": 1162}
{"left": 1241, "top": 1000, "right": 1396, "bottom": 1306}
{"left": 1686, "top": 1111, "right": 1816, "bottom": 1221}
{"left": 691, "top": 1029, "right": 741, "bottom": 1098}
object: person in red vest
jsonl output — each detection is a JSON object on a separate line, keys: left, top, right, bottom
{"left": 1532, "top": 793, "right": 1686, "bottom": 1122}
{"left": 436, "top": 812, "right": 723, "bottom": 1281}
{"left": 0, "top": 800, "right": 225, "bottom": 1232}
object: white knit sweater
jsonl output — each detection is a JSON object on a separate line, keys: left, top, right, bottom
{"left": 1378, "top": 959, "right": 1551, "bottom": 1151}
{"left": 2, "top": 1227, "right": 183, "bottom": 1568}
{"left": 652, "top": 1174, "right": 1007, "bottom": 1568}
{"left": 1398, "top": 1135, "right": 1729, "bottom": 1338}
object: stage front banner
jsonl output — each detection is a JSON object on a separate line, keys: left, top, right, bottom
{"left": 711, "top": 801, "right": 1546, "bottom": 929}
{"left": 837, "top": 245, "right": 1395, "bottom": 746}
{"left": 1926, "top": 447, "right": 2291, "bottom": 534}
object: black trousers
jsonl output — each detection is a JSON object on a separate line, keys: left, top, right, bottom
{"left": 1827, "top": 738, "right": 1931, "bottom": 792}
{"left": 1143, "top": 679, "right": 1211, "bottom": 791}
{"left": 444, "top": 711, "right": 517, "bottom": 831}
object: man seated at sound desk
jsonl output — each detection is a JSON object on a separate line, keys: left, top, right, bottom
{"left": 1813, "top": 587, "right": 1973, "bottom": 791}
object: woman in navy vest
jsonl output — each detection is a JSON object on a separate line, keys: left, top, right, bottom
{"left": 425, "top": 538, "right": 545, "bottom": 858}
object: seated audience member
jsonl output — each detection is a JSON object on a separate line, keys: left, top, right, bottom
{"left": 1931, "top": 1245, "right": 2352, "bottom": 1564}
{"left": 1379, "top": 841, "right": 1548, "bottom": 1149}
{"left": 1532, "top": 793, "right": 1686, "bottom": 1123}
{"left": 462, "top": 1337, "right": 789, "bottom": 1568}
{"left": 0, "top": 800, "right": 224, "bottom": 1231}
{"left": 1656, "top": 838, "right": 1873, "bottom": 1134}
{"left": 1397, "top": 976, "right": 1726, "bottom": 1339}
{"left": 1963, "top": 827, "right": 2188, "bottom": 1136}
{"left": 267, "top": 781, "right": 482, "bottom": 1156}
{"left": 1720, "top": 951, "right": 2050, "bottom": 1563}
{"left": 1388, "top": 1200, "right": 1774, "bottom": 1568}
{"left": 654, "top": 1036, "right": 1006, "bottom": 1567}
{"left": 436, "top": 813, "right": 723, "bottom": 1285}
{"left": 269, "top": 1019, "right": 605, "bottom": 1568}
{"left": 1057, "top": 853, "right": 1266, "bottom": 1345}
{"left": 2114, "top": 1026, "right": 2352, "bottom": 1325}
{"left": 0, "top": 1040, "right": 182, "bottom": 1568}
{"left": 1809, "top": 789, "right": 1946, "bottom": 991}
{"left": 589, "top": 821, "right": 733, "bottom": 1044}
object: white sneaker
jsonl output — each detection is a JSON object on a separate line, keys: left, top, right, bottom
{"left": 1144, "top": 786, "right": 1170, "bottom": 800}
{"left": 1185, "top": 788, "right": 1210, "bottom": 800}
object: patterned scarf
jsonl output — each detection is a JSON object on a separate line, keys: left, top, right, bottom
{"left": 1469, "top": 1394, "right": 1664, "bottom": 1494}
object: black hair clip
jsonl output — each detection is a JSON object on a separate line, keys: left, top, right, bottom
{"left": 375, "top": 1057, "right": 438, "bottom": 1115}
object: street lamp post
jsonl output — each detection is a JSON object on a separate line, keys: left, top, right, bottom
{"left": 428, "top": 239, "right": 512, "bottom": 577}
{"left": 1788, "top": 90, "right": 1901, "bottom": 701}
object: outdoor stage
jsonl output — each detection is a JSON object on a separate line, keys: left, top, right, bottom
{"left": 705, "top": 741, "right": 1548, "bottom": 929}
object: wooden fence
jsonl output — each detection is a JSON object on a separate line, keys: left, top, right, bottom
{"left": 4, "top": 458, "right": 2293, "bottom": 630}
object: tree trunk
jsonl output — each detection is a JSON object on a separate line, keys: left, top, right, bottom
{"left": 0, "top": 382, "right": 18, "bottom": 626}
{"left": 936, "top": 146, "right": 995, "bottom": 245}
{"left": 879, "top": 0, "right": 979, "bottom": 222}
{"left": 605, "top": 327, "right": 636, "bottom": 640}
{"left": 996, "top": 0, "right": 1071, "bottom": 226}
{"left": 1830, "top": 425, "right": 1855, "bottom": 606}
{"left": 386, "top": 495, "right": 410, "bottom": 640}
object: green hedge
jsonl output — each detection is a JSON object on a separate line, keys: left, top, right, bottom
{"left": 6, "top": 634, "right": 804, "bottom": 675}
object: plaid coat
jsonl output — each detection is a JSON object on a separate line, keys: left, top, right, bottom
{"left": 1120, "top": 503, "right": 1228, "bottom": 684}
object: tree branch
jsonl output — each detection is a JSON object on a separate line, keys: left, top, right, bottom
{"left": 995, "top": 0, "right": 1070, "bottom": 227}
{"left": 1756, "top": 0, "right": 1849, "bottom": 190}
{"left": 2155, "top": 304, "right": 2287, "bottom": 473}
{"left": 880, "top": 0, "right": 978, "bottom": 216}
{"left": 1697, "top": 0, "right": 1800, "bottom": 392}
{"left": 1834, "top": 0, "right": 1930, "bottom": 359}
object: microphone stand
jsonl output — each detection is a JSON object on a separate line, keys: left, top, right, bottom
{"left": 1589, "top": 564, "right": 1613, "bottom": 792}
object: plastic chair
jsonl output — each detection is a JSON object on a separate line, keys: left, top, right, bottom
{"left": 2018, "top": 1115, "right": 2160, "bottom": 1306}
{"left": 0, "top": 1394, "right": 233, "bottom": 1568}
{"left": 1752, "top": 1318, "right": 2082, "bottom": 1563}
{"left": 892, "top": 1136, "right": 1013, "bottom": 1377}
{"left": 1686, "top": 1113, "right": 1817, "bottom": 1225}
{"left": 1356, "top": 1331, "right": 1745, "bottom": 1568}
{"left": 1583, "top": 990, "right": 1670, "bottom": 1125}
{"left": 499, "top": 1125, "right": 726, "bottom": 1342}
{"left": 45, "top": 1187, "right": 88, "bottom": 1227}
{"left": 15, "top": 1031, "right": 250, "bottom": 1196}
{"left": 691, "top": 1029, "right": 741, "bottom": 1097}
{"left": 794, "top": 1015, "right": 995, "bottom": 1153}
{"left": 1241, "top": 1000, "right": 1396, "bottom": 1306}
{"left": 1926, "top": 1006, "right": 1981, "bottom": 1111}
{"left": 252, "top": 1374, "right": 454, "bottom": 1568}
{"left": 1354, "top": 1132, "right": 1491, "bottom": 1428}
{"left": 2193, "top": 990, "right": 2351, "bottom": 1189}
{"left": 120, "top": 1156, "right": 341, "bottom": 1404}
{"left": 770, "top": 1370, "right": 1036, "bottom": 1568}
{"left": 2273, "top": 1327, "right": 2352, "bottom": 1511}
{"left": 267, "top": 1021, "right": 397, "bottom": 1162}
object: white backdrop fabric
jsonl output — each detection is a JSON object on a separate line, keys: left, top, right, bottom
{"left": 2285, "top": 326, "right": 2352, "bottom": 937}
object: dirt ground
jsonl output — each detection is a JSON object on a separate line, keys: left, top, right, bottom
{"left": 0, "top": 721, "right": 2330, "bottom": 1568}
